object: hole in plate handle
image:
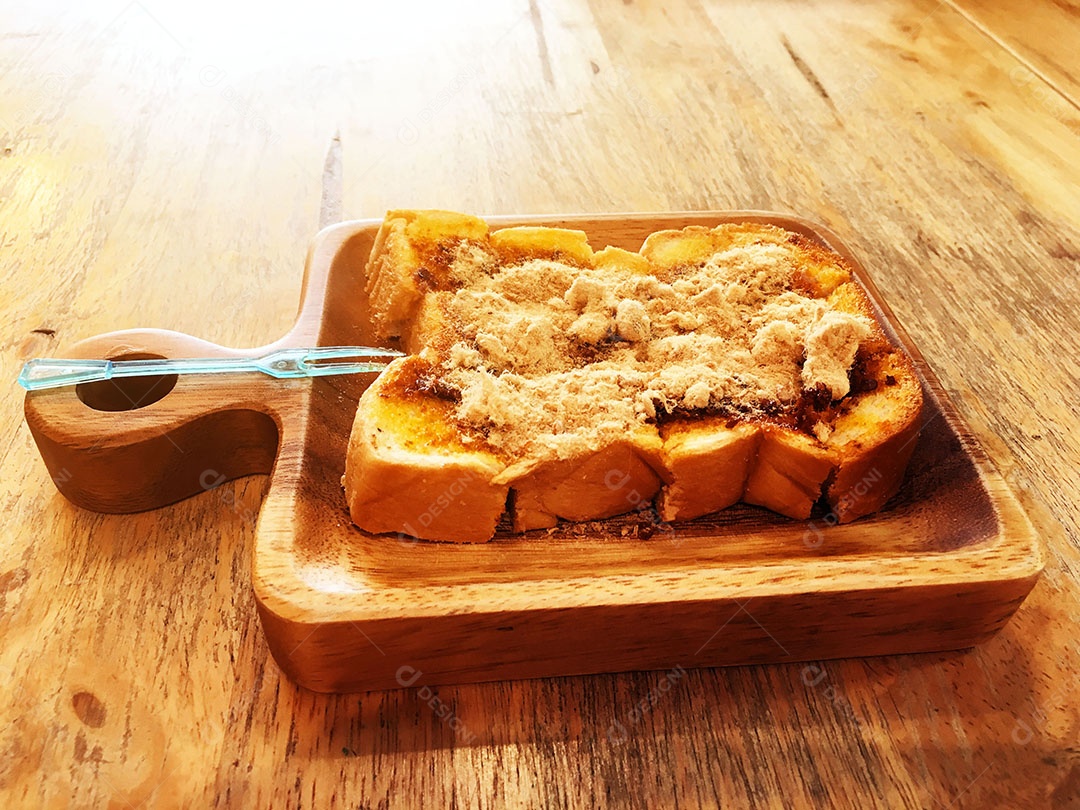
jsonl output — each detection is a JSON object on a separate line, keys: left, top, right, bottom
{"left": 76, "top": 353, "right": 178, "bottom": 412}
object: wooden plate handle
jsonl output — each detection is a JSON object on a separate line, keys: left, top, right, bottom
{"left": 23, "top": 328, "right": 303, "bottom": 513}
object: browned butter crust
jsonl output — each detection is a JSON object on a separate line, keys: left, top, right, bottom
{"left": 346, "top": 210, "right": 923, "bottom": 542}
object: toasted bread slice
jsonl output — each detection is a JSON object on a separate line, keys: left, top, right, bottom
{"left": 346, "top": 210, "right": 923, "bottom": 542}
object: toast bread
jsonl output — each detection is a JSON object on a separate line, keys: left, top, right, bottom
{"left": 345, "top": 210, "right": 923, "bottom": 542}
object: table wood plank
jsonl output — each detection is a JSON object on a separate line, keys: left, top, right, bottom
{"left": 950, "top": 0, "right": 1080, "bottom": 110}
{"left": 1, "top": 0, "right": 1078, "bottom": 807}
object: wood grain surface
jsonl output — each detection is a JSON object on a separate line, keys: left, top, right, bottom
{"left": 953, "top": 0, "right": 1080, "bottom": 107}
{"left": 2, "top": 0, "right": 1078, "bottom": 807}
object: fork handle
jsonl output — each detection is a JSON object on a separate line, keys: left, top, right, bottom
{"left": 19, "top": 358, "right": 115, "bottom": 390}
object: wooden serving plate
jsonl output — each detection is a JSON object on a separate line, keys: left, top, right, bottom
{"left": 24, "top": 213, "right": 1045, "bottom": 693}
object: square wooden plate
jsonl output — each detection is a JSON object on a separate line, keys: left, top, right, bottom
{"left": 26, "top": 212, "right": 1045, "bottom": 693}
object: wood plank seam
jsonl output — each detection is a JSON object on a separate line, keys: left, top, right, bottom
{"left": 944, "top": 0, "right": 1080, "bottom": 112}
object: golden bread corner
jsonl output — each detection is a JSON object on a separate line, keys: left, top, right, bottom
{"left": 343, "top": 354, "right": 508, "bottom": 544}
{"left": 346, "top": 210, "right": 924, "bottom": 542}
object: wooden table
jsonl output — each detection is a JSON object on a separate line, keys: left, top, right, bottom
{"left": 2, "top": 1, "right": 1078, "bottom": 806}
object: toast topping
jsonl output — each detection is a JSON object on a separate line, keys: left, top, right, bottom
{"left": 415, "top": 230, "right": 873, "bottom": 457}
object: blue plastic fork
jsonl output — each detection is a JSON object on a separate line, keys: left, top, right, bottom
{"left": 18, "top": 346, "right": 404, "bottom": 391}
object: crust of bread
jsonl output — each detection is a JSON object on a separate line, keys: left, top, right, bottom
{"left": 490, "top": 225, "right": 594, "bottom": 264}
{"left": 640, "top": 226, "right": 718, "bottom": 272}
{"left": 594, "top": 245, "right": 651, "bottom": 275}
{"left": 347, "top": 210, "right": 924, "bottom": 541}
